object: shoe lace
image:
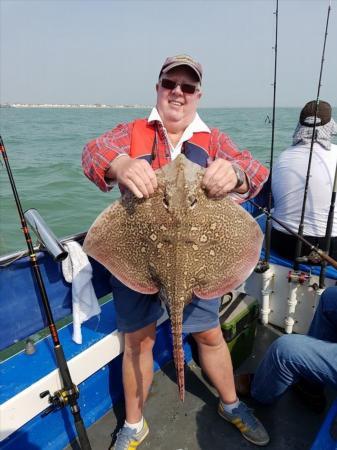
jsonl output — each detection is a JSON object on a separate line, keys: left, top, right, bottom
{"left": 115, "top": 426, "right": 137, "bottom": 449}
{"left": 233, "top": 403, "right": 259, "bottom": 431}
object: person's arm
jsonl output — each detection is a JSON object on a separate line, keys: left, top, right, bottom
{"left": 203, "top": 129, "right": 269, "bottom": 202}
{"left": 82, "top": 122, "right": 157, "bottom": 198}
{"left": 82, "top": 122, "right": 133, "bottom": 192}
{"left": 107, "top": 154, "right": 157, "bottom": 199}
{"left": 202, "top": 158, "right": 249, "bottom": 198}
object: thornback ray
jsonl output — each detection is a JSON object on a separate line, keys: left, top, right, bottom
{"left": 83, "top": 154, "right": 263, "bottom": 401}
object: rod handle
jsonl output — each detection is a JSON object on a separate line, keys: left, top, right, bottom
{"left": 320, "top": 252, "right": 337, "bottom": 270}
{"left": 74, "top": 416, "right": 92, "bottom": 450}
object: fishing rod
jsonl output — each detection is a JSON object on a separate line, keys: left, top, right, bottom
{"left": 261, "top": 0, "right": 279, "bottom": 270}
{"left": 318, "top": 2, "right": 334, "bottom": 288}
{"left": 249, "top": 199, "right": 337, "bottom": 271}
{"left": 0, "top": 135, "right": 92, "bottom": 450}
{"left": 293, "top": 1, "right": 332, "bottom": 271}
{"left": 319, "top": 159, "right": 337, "bottom": 287}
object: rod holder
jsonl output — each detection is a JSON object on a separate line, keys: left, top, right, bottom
{"left": 24, "top": 208, "right": 68, "bottom": 262}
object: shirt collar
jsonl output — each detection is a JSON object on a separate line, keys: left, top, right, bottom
{"left": 147, "top": 107, "right": 210, "bottom": 134}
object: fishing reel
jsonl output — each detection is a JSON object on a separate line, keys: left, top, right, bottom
{"left": 40, "top": 385, "right": 79, "bottom": 416}
{"left": 287, "top": 270, "right": 310, "bottom": 285}
{"left": 254, "top": 259, "right": 270, "bottom": 273}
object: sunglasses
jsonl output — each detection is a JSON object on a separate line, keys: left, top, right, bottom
{"left": 161, "top": 78, "right": 199, "bottom": 94}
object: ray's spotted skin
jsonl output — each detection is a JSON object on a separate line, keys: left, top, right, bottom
{"left": 83, "top": 155, "right": 263, "bottom": 401}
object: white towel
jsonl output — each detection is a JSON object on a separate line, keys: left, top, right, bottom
{"left": 62, "top": 240, "right": 101, "bottom": 344}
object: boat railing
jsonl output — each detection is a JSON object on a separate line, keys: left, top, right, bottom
{"left": 0, "top": 231, "right": 87, "bottom": 266}
{"left": 0, "top": 230, "right": 112, "bottom": 353}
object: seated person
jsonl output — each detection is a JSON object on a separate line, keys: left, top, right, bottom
{"left": 271, "top": 100, "right": 337, "bottom": 261}
{"left": 235, "top": 286, "right": 337, "bottom": 411}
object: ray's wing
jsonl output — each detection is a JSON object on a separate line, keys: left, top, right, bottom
{"left": 83, "top": 188, "right": 168, "bottom": 294}
{"left": 187, "top": 193, "right": 263, "bottom": 299}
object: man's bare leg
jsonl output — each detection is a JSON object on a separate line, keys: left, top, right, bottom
{"left": 192, "top": 325, "right": 237, "bottom": 403}
{"left": 193, "top": 326, "right": 270, "bottom": 446}
{"left": 122, "top": 321, "right": 157, "bottom": 423}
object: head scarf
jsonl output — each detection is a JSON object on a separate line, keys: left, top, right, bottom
{"left": 293, "top": 117, "right": 337, "bottom": 150}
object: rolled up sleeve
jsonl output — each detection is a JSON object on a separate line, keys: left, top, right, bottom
{"left": 82, "top": 122, "right": 133, "bottom": 192}
{"left": 212, "top": 130, "right": 269, "bottom": 202}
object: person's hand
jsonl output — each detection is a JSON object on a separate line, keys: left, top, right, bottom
{"left": 107, "top": 156, "right": 158, "bottom": 198}
{"left": 202, "top": 159, "right": 246, "bottom": 198}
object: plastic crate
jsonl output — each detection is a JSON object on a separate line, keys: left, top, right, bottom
{"left": 220, "top": 292, "right": 259, "bottom": 369}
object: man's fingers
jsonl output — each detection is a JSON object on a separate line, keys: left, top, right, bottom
{"left": 124, "top": 179, "right": 145, "bottom": 199}
{"left": 142, "top": 167, "right": 158, "bottom": 194}
{"left": 207, "top": 185, "right": 230, "bottom": 198}
{"left": 116, "top": 159, "right": 157, "bottom": 198}
{"left": 147, "top": 171, "right": 158, "bottom": 190}
{"left": 204, "top": 174, "right": 235, "bottom": 197}
{"left": 202, "top": 164, "right": 218, "bottom": 187}
{"left": 128, "top": 172, "right": 153, "bottom": 198}
{"left": 203, "top": 159, "right": 238, "bottom": 195}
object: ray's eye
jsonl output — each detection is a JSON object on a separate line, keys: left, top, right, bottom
{"left": 163, "top": 195, "right": 169, "bottom": 209}
{"left": 189, "top": 195, "right": 197, "bottom": 209}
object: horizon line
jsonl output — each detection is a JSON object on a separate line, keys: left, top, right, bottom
{"left": 1, "top": 103, "right": 329, "bottom": 109}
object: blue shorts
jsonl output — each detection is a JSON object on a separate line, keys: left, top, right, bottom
{"left": 110, "top": 276, "right": 221, "bottom": 334}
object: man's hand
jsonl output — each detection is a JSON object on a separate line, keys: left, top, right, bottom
{"left": 107, "top": 156, "right": 158, "bottom": 198}
{"left": 202, "top": 159, "right": 248, "bottom": 198}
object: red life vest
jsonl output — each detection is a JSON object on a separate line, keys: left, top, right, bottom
{"left": 129, "top": 118, "right": 215, "bottom": 168}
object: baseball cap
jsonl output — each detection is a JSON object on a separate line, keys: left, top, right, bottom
{"left": 300, "top": 100, "right": 332, "bottom": 127}
{"left": 159, "top": 54, "right": 202, "bottom": 82}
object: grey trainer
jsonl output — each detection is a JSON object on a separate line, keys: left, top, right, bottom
{"left": 113, "top": 419, "right": 149, "bottom": 450}
{"left": 218, "top": 400, "right": 270, "bottom": 446}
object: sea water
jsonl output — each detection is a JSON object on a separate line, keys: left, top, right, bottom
{"left": 0, "top": 107, "right": 300, "bottom": 255}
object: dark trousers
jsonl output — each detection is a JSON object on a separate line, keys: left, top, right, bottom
{"left": 251, "top": 287, "right": 337, "bottom": 404}
{"left": 271, "top": 228, "right": 337, "bottom": 261}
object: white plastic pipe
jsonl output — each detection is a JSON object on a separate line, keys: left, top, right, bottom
{"left": 284, "top": 282, "right": 298, "bottom": 333}
{"left": 260, "top": 268, "right": 274, "bottom": 325}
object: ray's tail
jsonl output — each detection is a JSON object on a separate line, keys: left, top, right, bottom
{"left": 170, "top": 308, "right": 185, "bottom": 401}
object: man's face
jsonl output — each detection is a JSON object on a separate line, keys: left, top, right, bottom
{"left": 156, "top": 66, "right": 202, "bottom": 128}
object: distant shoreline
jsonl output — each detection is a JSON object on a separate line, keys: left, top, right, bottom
{"left": 0, "top": 103, "right": 151, "bottom": 109}
{"left": 2, "top": 104, "right": 332, "bottom": 109}
{"left": 0, "top": 104, "right": 307, "bottom": 109}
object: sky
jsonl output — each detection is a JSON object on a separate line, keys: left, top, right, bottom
{"left": 0, "top": 0, "right": 336, "bottom": 108}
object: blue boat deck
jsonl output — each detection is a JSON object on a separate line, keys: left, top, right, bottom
{"left": 64, "top": 323, "right": 337, "bottom": 450}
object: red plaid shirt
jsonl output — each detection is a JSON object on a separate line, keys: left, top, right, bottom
{"left": 82, "top": 119, "right": 269, "bottom": 200}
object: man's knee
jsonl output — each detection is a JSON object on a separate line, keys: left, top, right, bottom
{"left": 270, "top": 334, "right": 303, "bottom": 364}
{"left": 124, "top": 323, "right": 156, "bottom": 356}
{"left": 192, "top": 326, "right": 224, "bottom": 347}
